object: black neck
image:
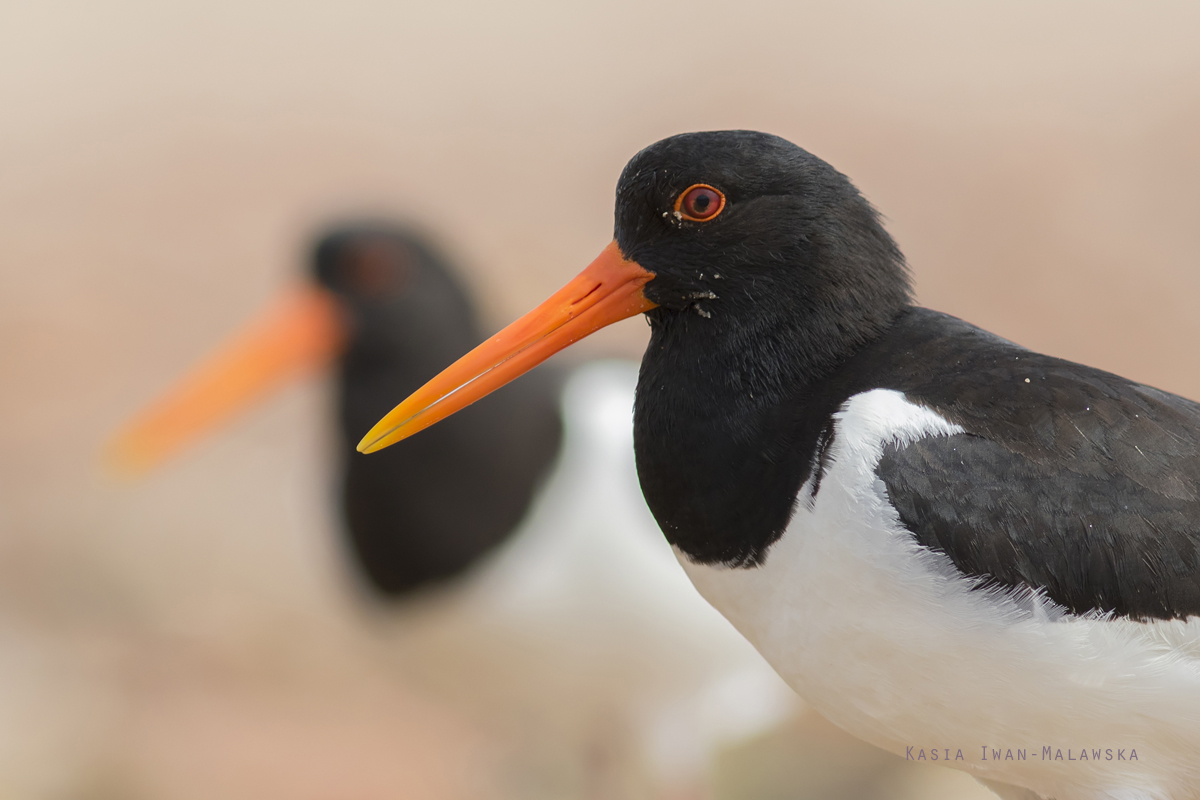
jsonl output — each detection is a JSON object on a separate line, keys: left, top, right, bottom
{"left": 633, "top": 301, "right": 909, "bottom": 566}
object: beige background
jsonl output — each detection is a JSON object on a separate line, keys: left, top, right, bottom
{"left": 1, "top": 1, "right": 1198, "bottom": 797}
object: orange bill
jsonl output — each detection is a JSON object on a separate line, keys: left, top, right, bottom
{"left": 109, "top": 286, "right": 345, "bottom": 474}
{"left": 357, "top": 240, "right": 655, "bottom": 454}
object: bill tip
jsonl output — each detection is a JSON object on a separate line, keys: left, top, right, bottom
{"left": 101, "top": 436, "right": 156, "bottom": 480}
{"left": 356, "top": 429, "right": 388, "bottom": 454}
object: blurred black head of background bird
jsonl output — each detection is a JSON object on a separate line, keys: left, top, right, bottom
{"left": 312, "top": 224, "right": 564, "bottom": 597}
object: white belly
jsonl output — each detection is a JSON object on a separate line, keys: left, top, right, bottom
{"left": 674, "top": 389, "right": 1200, "bottom": 800}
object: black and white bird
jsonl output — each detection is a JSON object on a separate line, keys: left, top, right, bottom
{"left": 114, "top": 223, "right": 795, "bottom": 797}
{"left": 357, "top": 132, "right": 1200, "bottom": 800}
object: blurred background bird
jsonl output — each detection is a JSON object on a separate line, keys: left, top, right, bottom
{"left": 112, "top": 223, "right": 798, "bottom": 799}
{"left": 112, "top": 224, "right": 566, "bottom": 595}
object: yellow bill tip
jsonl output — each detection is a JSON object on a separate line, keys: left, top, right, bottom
{"left": 356, "top": 426, "right": 398, "bottom": 454}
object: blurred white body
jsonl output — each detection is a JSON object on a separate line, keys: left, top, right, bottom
{"left": 677, "top": 389, "right": 1200, "bottom": 800}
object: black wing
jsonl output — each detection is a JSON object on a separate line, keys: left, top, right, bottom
{"left": 847, "top": 309, "right": 1200, "bottom": 620}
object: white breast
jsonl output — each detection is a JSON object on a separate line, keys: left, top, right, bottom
{"left": 675, "top": 389, "right": 1200, "bottom": 800}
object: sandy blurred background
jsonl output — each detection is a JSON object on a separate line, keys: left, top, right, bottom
{"left": 2, "top": 1, "right": 1199, "bottom": 798}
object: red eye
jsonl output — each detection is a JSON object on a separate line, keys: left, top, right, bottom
{"left": 675, "top": 184, "right": 726, "bottom": 222}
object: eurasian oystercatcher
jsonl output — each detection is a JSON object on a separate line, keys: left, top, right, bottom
{"left": 357, "top": 132, "right": 1200, "bottom": 800}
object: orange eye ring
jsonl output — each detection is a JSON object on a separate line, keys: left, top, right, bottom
{"left": 674, "top": 184, "right": 726, "bottom": 222}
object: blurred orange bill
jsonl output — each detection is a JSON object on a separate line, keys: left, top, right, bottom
{"left": 108, "top": 286, "right": 345, "bottom": 475}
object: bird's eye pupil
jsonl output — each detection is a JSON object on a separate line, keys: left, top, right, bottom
{"left": 678, "top": 185, "right": 725, "bottom": 221}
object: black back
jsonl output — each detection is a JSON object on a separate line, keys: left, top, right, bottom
{"left": 865, "top": 309, "right": 1200, "bottom": 620}
{"left": 314, "top": 225, "right": 564, "bottom": 595}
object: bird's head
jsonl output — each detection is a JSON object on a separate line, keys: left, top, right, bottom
{"left": 618, "top": 131, "right": 907, "bottom": 331}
